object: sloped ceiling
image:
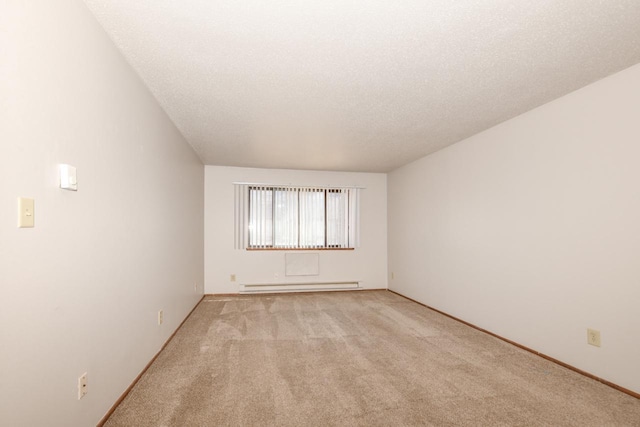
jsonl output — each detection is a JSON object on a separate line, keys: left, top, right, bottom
{"left": 83, "top": 1, "right": 640, "bottom": 172}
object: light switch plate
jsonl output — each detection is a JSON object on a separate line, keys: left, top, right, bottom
{"left": 59, "top": 164, "right": 78, "bottom": 191}
{"left": 18, "top": 197, "right": 35, "bottom": 228}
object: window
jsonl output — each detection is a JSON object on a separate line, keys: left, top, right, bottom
{"left": 234, "top": 184, "right": 360, "bottom": 250}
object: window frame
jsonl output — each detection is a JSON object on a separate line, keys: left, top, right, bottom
{"left": 246, "top": 186, "right": 355, "bottom": 251}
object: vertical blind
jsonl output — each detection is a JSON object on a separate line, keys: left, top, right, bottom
{"left": 234, "top": 184, "right": 361, "bottom": 249}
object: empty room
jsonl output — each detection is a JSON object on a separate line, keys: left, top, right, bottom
{"left": 2, "top": 1, "right": 640, "bottom": 426}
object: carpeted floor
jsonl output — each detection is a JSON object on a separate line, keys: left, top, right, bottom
{"left": 104, "top": 290, "right": 640, "bottom": 426}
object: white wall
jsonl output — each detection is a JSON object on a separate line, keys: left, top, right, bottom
{"left": 0, "top": 1, "right": 204, "bottom": 426}
{"left": 388, "top": 63, "right": 640, "bottom": 393}
{"left": 205, "top": 166, "right": 387, "bottom": 293}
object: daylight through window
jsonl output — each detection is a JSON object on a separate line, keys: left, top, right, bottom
{"left": 234, "top": 184, "right": 360, "bottom": 250}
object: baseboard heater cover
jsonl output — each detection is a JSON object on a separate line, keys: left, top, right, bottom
{"left": 240, "top": 281, "right": 361, "bottom": 294}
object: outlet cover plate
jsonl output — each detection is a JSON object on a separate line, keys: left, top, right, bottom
{"left": 78, "top": 373, "right": 87, "bottom": 400}
{"left": 587, "top": 328, "right": 601, "bottom": 347}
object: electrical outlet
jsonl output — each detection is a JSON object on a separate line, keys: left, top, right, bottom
{"left": 78, "top": 372, "right": 87, "bottom": 400}
{"left": 230, "top": 274, "right": 236, "bottom": 282}
{"left": 158, "top": 310, "right": 163, "bottom": 325}
{"left": 391, "top": 272, "right": 394, "bottom": 279}
{"left": 194, "top": 281, "right": 197, "bottom": 291}
{"left": 587, "top": 328, "right": 601, "bottom": 347}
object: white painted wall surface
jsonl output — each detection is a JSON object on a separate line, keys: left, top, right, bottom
{"left": 388, "top": 63, "right": 640, "bottom": 393}
{"left": 0, "top": 1, "right": 204, "bottom": 426}
{"left": 205, "top": 166, "right": 387, "bottom": 293}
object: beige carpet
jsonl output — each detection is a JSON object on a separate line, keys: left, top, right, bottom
{"left": 104, "top": 291, "right": 640, "bottom": 426}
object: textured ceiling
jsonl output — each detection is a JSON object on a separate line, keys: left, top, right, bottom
{"left": 83, "top": 1, "right": 640, "bottom": 173}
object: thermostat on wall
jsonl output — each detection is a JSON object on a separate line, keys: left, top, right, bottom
{"left": 59, "top": 164, "right": 78, "bottom": 191}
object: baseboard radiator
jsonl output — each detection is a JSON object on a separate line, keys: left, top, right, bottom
{"left": 240, "top": 281, "right": 361, "bottom": 294}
